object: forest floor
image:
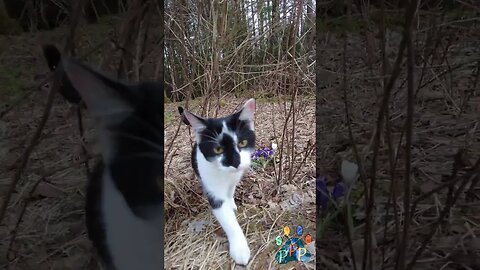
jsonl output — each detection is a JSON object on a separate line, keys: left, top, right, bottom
{"left": 163, "top": 97, "right": 316, "bottom": 270}
{"left": 0, "top": 27, "right": 114, "bottom": 268}
{"left": 316, "top": 18, "right": 480, "bottom": 269}
{"left": 0, "top": 25, "right": 105, "bottom": 269}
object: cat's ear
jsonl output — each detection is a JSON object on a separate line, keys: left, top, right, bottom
{"left": 180, "top": 109, "right": 206, "bottom": 132}
{"left": 239, "top": 98, "right": 255, "bottom": 121}
{"left": 61, "top": 58, "right": 134, "bottom": 125}
{"left": 177, "top": 107, "right": 191, "bottom": 126}
{"left": 42, "top": 44, "right": 61, "bottom": 71}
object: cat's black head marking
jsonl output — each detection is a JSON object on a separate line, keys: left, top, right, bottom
{"left": 42, "top": 44, "right": 82, "bottom": 104}
{"left": 178, "top": 106, "right": 190, "bottom": 126}
{"left": 42, "top": 44, "right": 61, "bottom": 71}
{"left": 180, "top": 99, "right": 256, "bottom": 171}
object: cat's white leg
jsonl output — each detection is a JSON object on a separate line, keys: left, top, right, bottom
{"left": 212, "top": 203, "right": 250, "bottom": 265}
{"left": 228, "top": 184, "right": 238, "bottom": 211}
{"left": 230, "top": 198, "right": 237, "bottom": 211}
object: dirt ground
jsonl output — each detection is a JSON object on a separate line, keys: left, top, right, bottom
{"left": 163, "top": 98, "right": 316, "bottom": 269}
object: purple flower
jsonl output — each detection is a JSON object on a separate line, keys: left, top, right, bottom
{"left": 332, "top": 181, "right": 345, "bottom": 200}
{"left": 251, "top": 147, "right": 275, "bottom": 161}
{"left": 316, "top": 175, "right": 346, "bottom": 210}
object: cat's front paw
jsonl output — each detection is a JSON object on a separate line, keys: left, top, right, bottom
{"left": 229, "top": 238, "right": 250, "bottom": 265}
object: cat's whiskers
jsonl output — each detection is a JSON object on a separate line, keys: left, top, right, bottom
{"left": 202, "top": 133, "right": 220, "bottom": 142}
{"left": 203, "top": 128, "right": 221, "bottom": 141}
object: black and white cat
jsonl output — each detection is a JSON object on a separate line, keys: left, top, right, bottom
{"left": 179, "top": 99, "right": 256, "bottom": 265}
{"left": 57, "top": 52, "right": 164, "bottom": 270}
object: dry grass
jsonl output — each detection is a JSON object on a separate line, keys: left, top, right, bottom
{"left": 0, "top": 93, "right": 100, "bottom": 269}
{"left": 164, "top": 97, "right": 316, "bottom": 269}
{"left": 0, "top": 26, "right": 98, "bottom": 269}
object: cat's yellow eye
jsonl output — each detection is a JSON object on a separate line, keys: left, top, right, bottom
{"left": 238, "top": 139, "right": 248, "bottom": 148}
{"left": 213, "top": 146, "right": 224, "bottom": 154}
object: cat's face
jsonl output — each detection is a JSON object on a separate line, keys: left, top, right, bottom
{"left": 180, "top": 99, "right": 256, "bottom": 173}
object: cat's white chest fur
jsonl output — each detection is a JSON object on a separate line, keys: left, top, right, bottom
{"left": 102, "top": 171, "right": 162, "bottom": 270}
{"left": 196, "top": 146, "right": 250, "bottom": 200}
{"left": 195, "top": 147, "right": 252, "bottom": 265}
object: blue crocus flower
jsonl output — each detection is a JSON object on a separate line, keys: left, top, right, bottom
{"left": 332, "top": 181, "right": 345, "bottom": 200}
{"left": 316, "top": 175, "right": 346, "bottom": 210}
{"left": 251, "top": 146, "right": 275, "bottom": 161}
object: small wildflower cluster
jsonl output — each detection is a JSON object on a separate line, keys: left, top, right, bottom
{"left": 316, "top": 175, "right": 345, "bottom": 210}
{"left": 251, "top": 143, "right": 277, "bottom": 170}
{"left": 251, "top": 147, "right": 275, "bottom": 161}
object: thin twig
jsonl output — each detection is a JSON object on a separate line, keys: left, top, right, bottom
{"left": 398, "top": 3, "right": 417, "bottom": 268}
{"left": 341, "top": 29, "right": 359, "bottom": 270}
{"left": 362, "top": 12, "right": 410, "bottom": 270}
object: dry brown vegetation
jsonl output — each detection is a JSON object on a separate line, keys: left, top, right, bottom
{"left": 0, "top": 0, "right": 162, "bottom": 269}
{"left": 317, "top": 1, "right": 480, "bottom": 269}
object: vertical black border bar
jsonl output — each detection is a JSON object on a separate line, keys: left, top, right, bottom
{"left": 315, "top": 2, "right": 320, "bottom": 268}
{"left": 158, "top": 0, "right": 165, "bottom": 269}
